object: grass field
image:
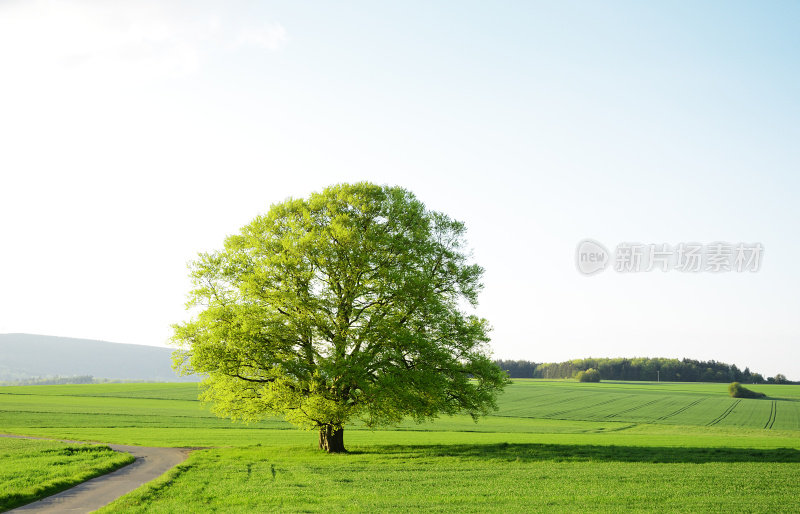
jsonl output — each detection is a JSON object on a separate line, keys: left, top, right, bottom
{"left": 2, "top": 380, "right": 799, "bottom": 512}
{"left": 0, "top": 437, "right": 134, "bottom": 511}
{"left": 497, "top": 380, "right": 800, "bottom": 430}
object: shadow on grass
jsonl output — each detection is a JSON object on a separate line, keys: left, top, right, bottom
{"left": 354, "top": 443, "right": 800, "bottom": 464}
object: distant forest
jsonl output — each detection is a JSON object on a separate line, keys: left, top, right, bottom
{"left": 0, "top": 375, "right": 153, "bottom": 386}
{"left": 494, "top": 357, "right": 793, "bottom": 384}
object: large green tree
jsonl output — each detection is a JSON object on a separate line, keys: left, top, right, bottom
{"left": 172, "top": 183, "right": 507, "bottom": 452}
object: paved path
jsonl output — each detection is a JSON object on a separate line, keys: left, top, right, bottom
{"left": 2, "top": 434, "right": 190, "bottom": 513}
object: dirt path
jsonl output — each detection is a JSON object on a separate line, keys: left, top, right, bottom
{"left": 2, "top": 434, "right": 189, "bottom": 513}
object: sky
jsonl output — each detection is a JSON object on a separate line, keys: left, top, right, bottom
{"left": 1, "top": 1, "right": 798, "bottom": 379}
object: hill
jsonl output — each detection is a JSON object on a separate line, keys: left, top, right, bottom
{"left": 0, "top": 333, "right": 197, "bottom": 382}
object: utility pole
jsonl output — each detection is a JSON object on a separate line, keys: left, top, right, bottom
{"left": 657, "top": 370, "right": 660, "bottom": 383}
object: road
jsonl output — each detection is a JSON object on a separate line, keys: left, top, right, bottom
{"left": 2, "top": 434, "right": 189, "bottom": 513}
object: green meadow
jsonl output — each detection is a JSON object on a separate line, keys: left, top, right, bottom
{"left": 2, "top": 380, "right": 800, "bottom": 512}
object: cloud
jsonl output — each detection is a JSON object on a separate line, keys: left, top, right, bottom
{"left": 0, "top": 1, "right": 196, "bottom": 80}
{"left": 0, "top": 0, "right": 287, "bottom": 83}
{"left": 234, "top": 24, "right": 288, "bottom": 51}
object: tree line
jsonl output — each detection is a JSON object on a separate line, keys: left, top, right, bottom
{"left": 0, "top": 376, "right": 152, "bottom": 386}
{"left": 494, "top": 357, "right": 792, "bottom": 384}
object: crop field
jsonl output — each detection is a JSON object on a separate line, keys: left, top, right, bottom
{"left": 0, "top": 437, "right": 134, "bottom": 511}
{"left": 1, "top": 380, "right": 799, "bottom": 512}
{"left": 497, "top": 380, "right": 800, "bottom": 430}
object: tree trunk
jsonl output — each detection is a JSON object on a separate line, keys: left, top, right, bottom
{"left": 318, "top": 425, "right": 346, "bottom": 453}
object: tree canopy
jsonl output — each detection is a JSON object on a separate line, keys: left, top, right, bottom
{"left": 728, "top": 382, "right": 766, "bottom": 399}
{"left": 497, "top": 357, "right": 782, "bottom": 384}
{"left": 576, "top": 368, "right": 601, "bottom": 382}
{"left": 172, "top": 183, "right": 508, "bottom": 452}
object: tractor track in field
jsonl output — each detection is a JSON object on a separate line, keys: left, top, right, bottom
{"left": 509, "top": 391, "right": 595, "bottom": 412}
{"left": 605, "top": 398, "right": 662, "bottom": 419}
{"left": 0, "top": 408, "right": 209, "bottom": 421}
{"left": 764, "top": 400, "right": 777, "bottom": 430}
{"left": 706, "top": 399, "right": 741, "bottom": 426}
{"left": 0, "top": 392, "right": 192, "bottom": 402}
{"left": 546, "top": 396, "right": 627, "bottom": 418}
{"left": 657, "top": 398, "right": 705, "bottom": 421}
{"left": 1, "top": 434, "right": 191, "bottom": 513}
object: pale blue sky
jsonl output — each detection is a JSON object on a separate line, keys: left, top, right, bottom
{"left": 1, "top": 1, "right": 798, "bottom": 378}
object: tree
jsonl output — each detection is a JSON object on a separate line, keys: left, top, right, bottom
{"left": 576, "top": 368, "right": 600, "bottom": 382}
{"left": 728, "top": 382, "right": 766, "bottom": 399}
{"left": 171, "top": 183, "right": 508, "bottom": 452}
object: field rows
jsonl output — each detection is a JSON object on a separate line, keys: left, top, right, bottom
{"left": 495, "top": 381, "right": 800, "bottom": 430}
{"left": 1, "top": 381, "right": 799, "bottom": 436}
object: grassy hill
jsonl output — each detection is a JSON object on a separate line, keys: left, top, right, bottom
{"left": 1, "top": 380, "right": 798, "bottom": 444}
{"left": 1, "top": 380, "right": 799, "bottom": 512}
{"left": 0, "top": 333, "right": 197, "bottom": 382}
